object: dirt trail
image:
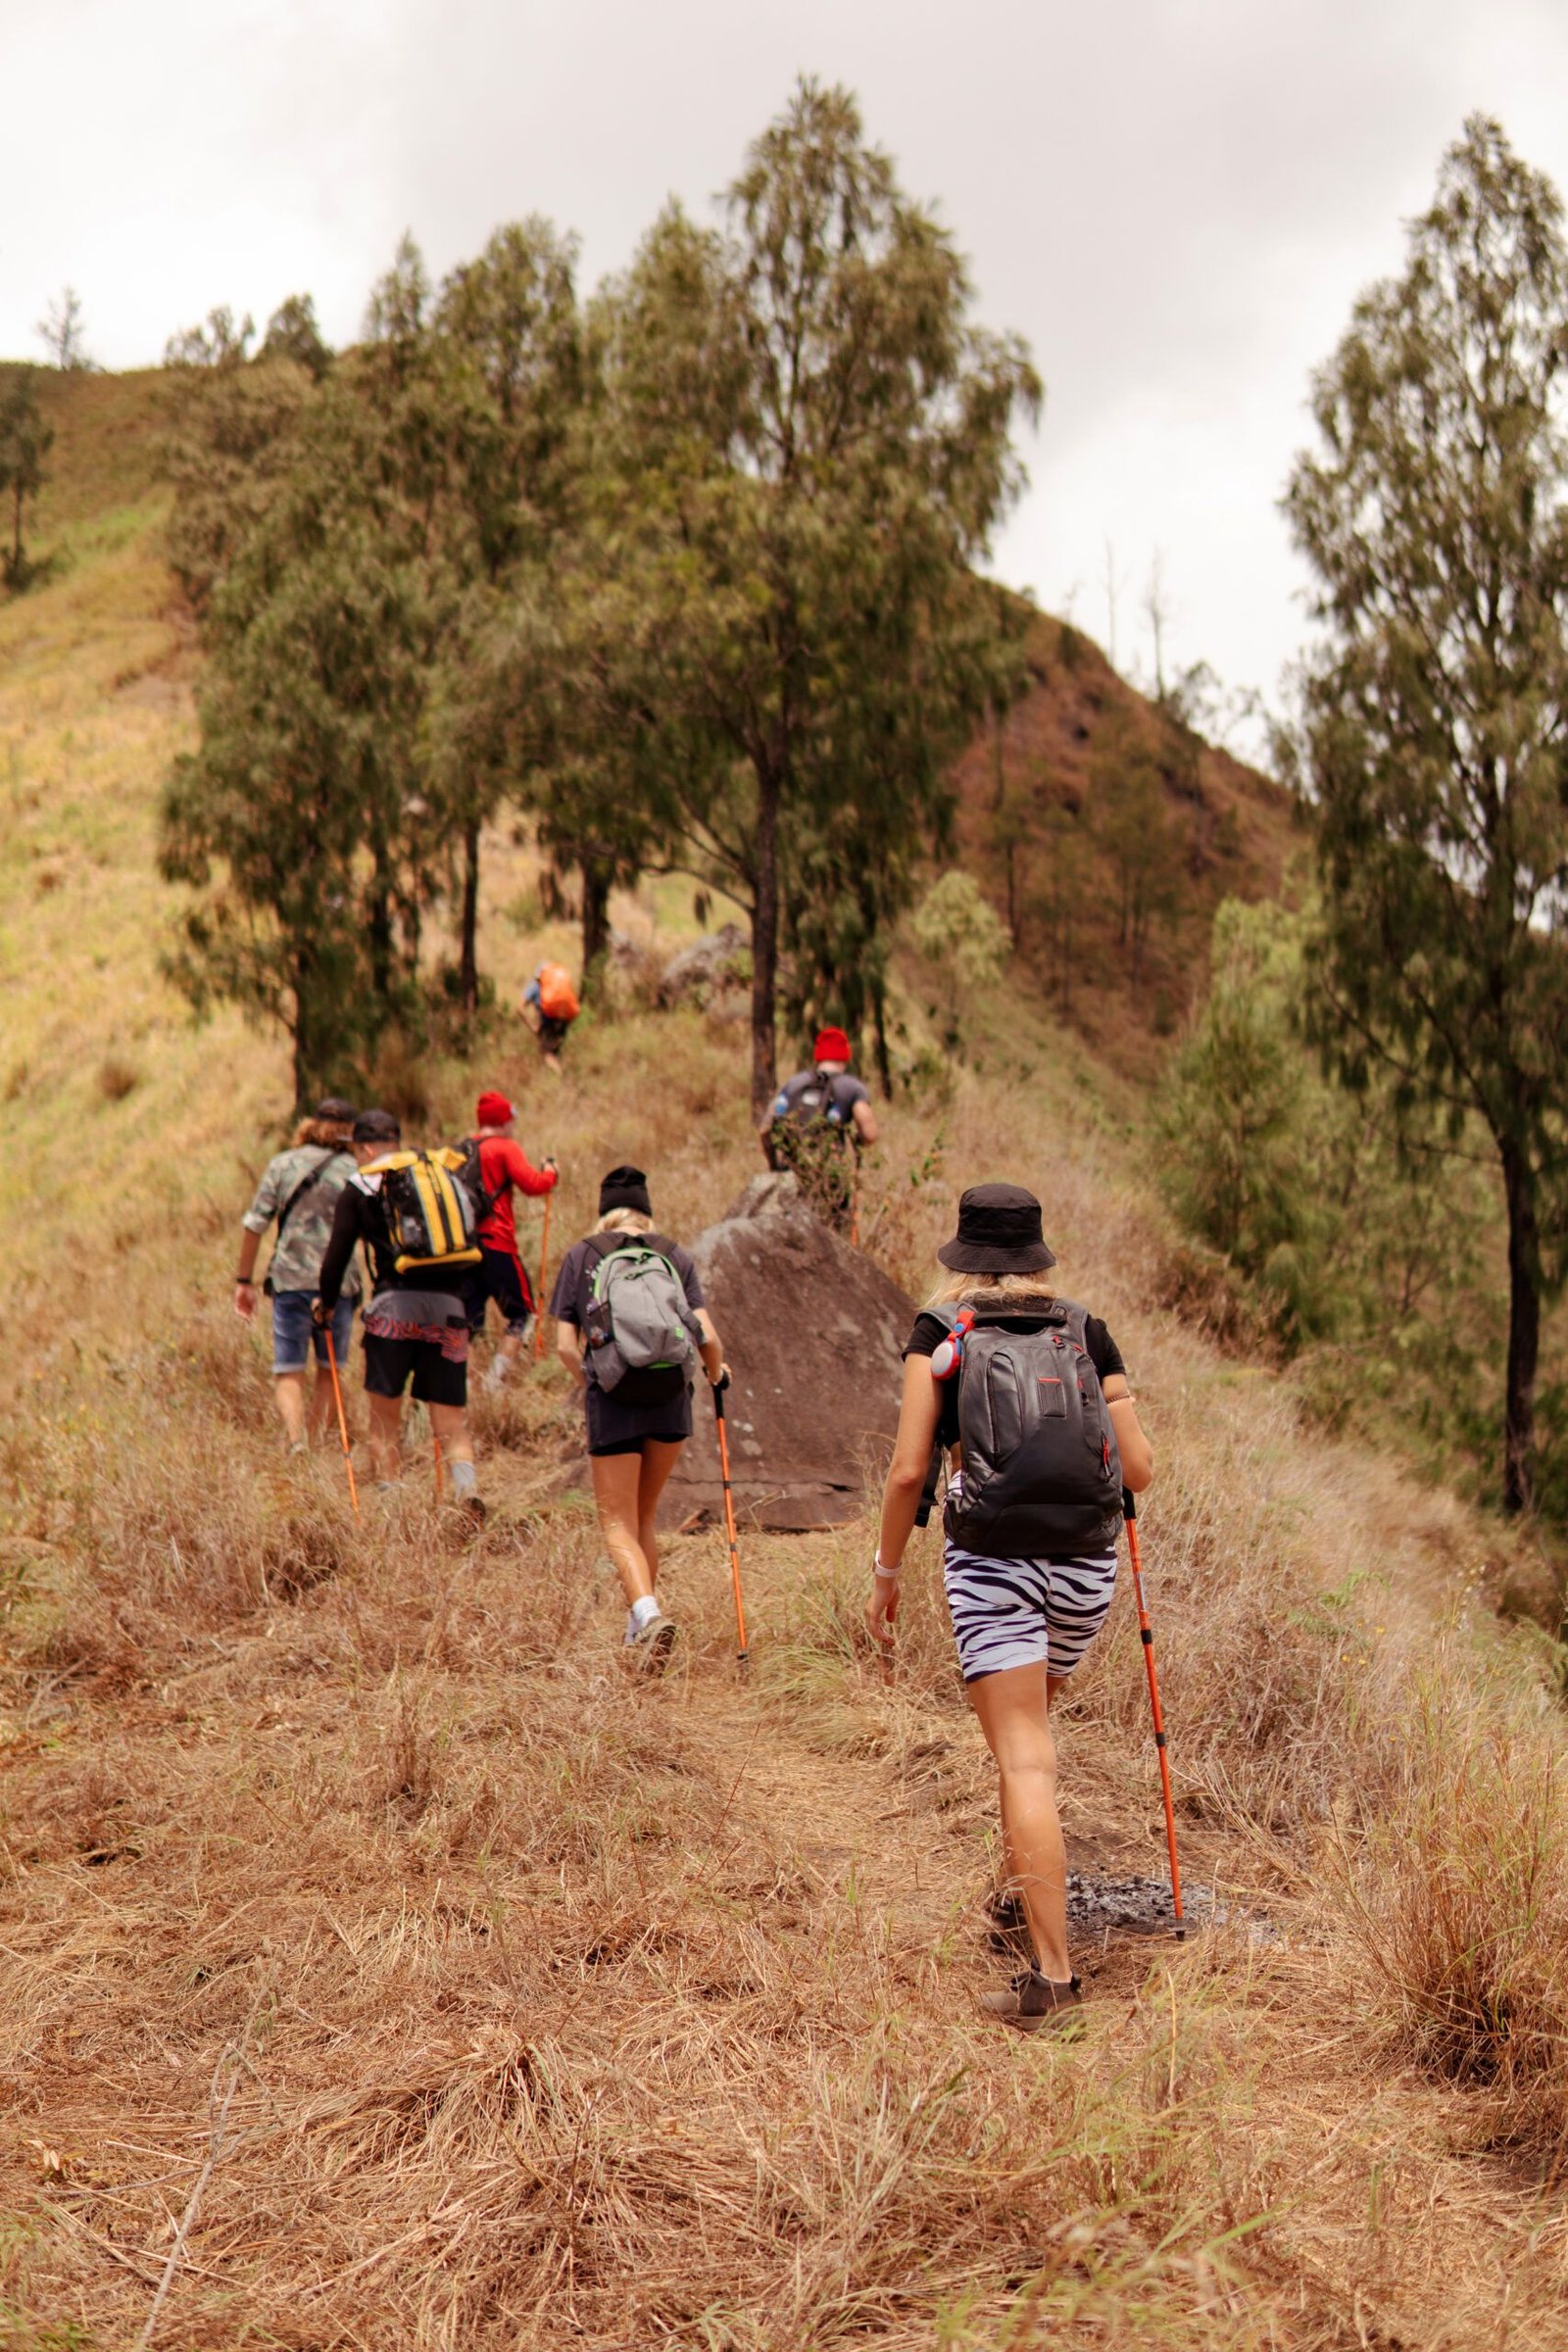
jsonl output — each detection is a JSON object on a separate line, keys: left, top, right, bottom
{"left": 674, "top": 1670, "right": 1186, "bottom": 2011}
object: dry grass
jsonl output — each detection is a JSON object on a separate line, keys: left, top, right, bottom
{"left": 1338, "top": 1666, "right": 1568, "bottom": 2167}
{"left": 5, "top": 1237, "right": 1566, "bottom": 2344}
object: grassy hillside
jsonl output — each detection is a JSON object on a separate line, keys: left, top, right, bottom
{"left": 949, "top": 616, "right": 1298, "bottom": 1075}
{"left": 2, "top": 374, "right": 1568, "bottom": 2348}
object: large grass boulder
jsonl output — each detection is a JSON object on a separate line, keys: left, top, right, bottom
{"left": 663, "top": 1172, "right": 914, "bottom": 1531}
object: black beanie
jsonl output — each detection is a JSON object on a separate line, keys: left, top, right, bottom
{"left": 599, "top": 1163, "right": 652, "bottom": 1218}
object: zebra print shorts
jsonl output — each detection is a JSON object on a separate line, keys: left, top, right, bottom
{"left": 943, "top": 1542, "right": 1118, "bottom": 1685}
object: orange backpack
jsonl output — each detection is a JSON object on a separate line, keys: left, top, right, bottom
{"left": 536, "top": 961, "right": 579, "bottom": 1021}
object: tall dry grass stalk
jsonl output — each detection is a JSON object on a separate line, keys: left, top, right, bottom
{"left": 1339, "top": 1664, "right": 1568, "bottom": 2168}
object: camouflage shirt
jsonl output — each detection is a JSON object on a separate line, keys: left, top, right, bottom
{"left": 243, "top": 1146, "right": 362, "bottom": 1297}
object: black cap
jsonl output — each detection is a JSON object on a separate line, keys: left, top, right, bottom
{"left": 936, "top": 1183, "right": 1057, "bottom": 1275}
{"left": 599, "top": 1163, "right": 652, "bottom": 1218}
{"left": 314, "top": 1096, "right": 358, "bottom": 1124}
{"left": 353, "top": 1107, "right": 402, "bottom": 1147}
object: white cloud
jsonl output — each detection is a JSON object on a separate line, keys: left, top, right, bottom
{"left": 4, "top": 0, "right": 1567, "bottom": 707}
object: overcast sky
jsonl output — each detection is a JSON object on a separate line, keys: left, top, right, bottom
{"left": 6, "top": 0, "right": 1568, "bottom": 727}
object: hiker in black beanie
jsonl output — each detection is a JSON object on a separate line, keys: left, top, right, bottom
{"left": 550, "top": 1167, "right": 726, "bottom": 1670}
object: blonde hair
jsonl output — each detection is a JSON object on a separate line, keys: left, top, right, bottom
{"left": 292, "top": 1115, "right": 352, "bottom": 1150}
{"left": 593, "top": 1207, "right": 654, "bottom": 1236}
{"left": 925, "top": 1267, "right": 1057, "bottom": 1311}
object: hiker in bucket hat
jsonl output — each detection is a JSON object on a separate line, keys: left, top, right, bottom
{"left": 865, "top": 1183, "right": 1153, "bottom": 2031}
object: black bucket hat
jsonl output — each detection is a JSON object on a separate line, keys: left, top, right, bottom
{"left": 936, "top": 1183, "right": 1057, "bottom": 1275}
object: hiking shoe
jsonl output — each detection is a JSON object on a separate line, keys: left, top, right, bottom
{"left": 449, "top": 1494, "right": 487, "bottom": 1532}
{"left": 627, "top": 1611, "right": 677, "bottom": 1672}
{"left": 980, "top": 1969, "right": 1083, "bottom": 2033}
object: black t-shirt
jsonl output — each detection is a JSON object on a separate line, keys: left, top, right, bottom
{"left": 905, "top": 1303, "right": 1127, "bottom": 1452}
{"left": 318, "top": 1173, "right": 458, "bottom": 1312}
{"left": 550, "top": 1232, "right": 705, "bottom": 1378}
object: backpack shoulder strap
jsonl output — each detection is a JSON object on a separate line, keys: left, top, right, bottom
{"left": 1050, "top": 1298, "right": 1093, "bottom": 1349}
{"left": 273, "top": 1150, "right": 340, "bottom": 1240}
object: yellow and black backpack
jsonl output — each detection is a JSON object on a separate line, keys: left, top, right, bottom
{"left": 364, "top": 1149, "right": 484, "bottom": 1277}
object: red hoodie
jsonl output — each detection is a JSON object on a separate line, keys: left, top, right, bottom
{"left": 471, "top": 1135, "right": 556, "bottom": 1257}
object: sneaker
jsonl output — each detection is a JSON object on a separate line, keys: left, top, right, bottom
{"left": 627, "top": 1611, "right": 677, "bottom": 1672}
{"left": 979, "top": 1969, "right": 1084, "bottom": 2033}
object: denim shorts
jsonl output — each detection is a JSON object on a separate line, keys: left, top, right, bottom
{"left": 271, "top": 1291, "right": 355, "bottom": 1378}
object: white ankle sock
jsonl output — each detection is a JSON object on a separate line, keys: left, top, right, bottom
{"left": 450, "top": 1458, "right": 477, "bottom": 1498}
{"left": 631, "top": 1594, "right": 661, "bottom": 1633}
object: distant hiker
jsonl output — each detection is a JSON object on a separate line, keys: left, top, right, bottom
{"left": 461, "top": 1089, "right": 559, "bottom": 1391}
{"left": 234, "top": 1096, "right": 361, "bottom": 1454}
{"left": 314, "top": 1109, "right": 485, "bottom": 1519}
{"left": 551, "top": 1164, "right": 726, "bottom": 1670}
{"left": 864, "top": 1183, "right": 1153, "bottom": 2031}
{"left": 520, "top": 960, "right": 579, "bottom": 1073}
{"left": 761, "top": 1025, "right": 878, "bottom": 1233}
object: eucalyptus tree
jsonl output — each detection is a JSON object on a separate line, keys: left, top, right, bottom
{"left": 0, "top": 368, "right": 52, "bottom": 588}
{"left": 588, "top": 78, "right": 1040, "bottom": 1112}
{"left": 1287, "top": 116, "right": 1568, "bottom": 1511}
{"left": 160, "top": 371, "right": 439, "bottom": 1102}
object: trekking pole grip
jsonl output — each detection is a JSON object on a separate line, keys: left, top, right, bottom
{"left": 1122, "top": 1487, "right": 1137, "bottom": 1523}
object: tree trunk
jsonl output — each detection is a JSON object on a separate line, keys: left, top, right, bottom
{"left": 459, "top": 819, "right": 481, "bottom": 1016}
{"left": 1501, "top": 1139, "right": 1542, "bottom": 1514}
{"left": 750, "top": 765, "right": 781, "bottom": 1121}
{"left": 871, "top": 971, "right": 894, "bottom": 1098}
{"left": 368, "top": 843, "right": 393, "bottom": 1009}
{"left": 292, "top": 942, "right": 314, "bottom": 1110}
{"left": 581, "top": 855, "right": 612, "bottom": 989}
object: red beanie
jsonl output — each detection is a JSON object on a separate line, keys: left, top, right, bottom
{"left": 475, "top": 1091, "right": 514, "bottom": 1127}
{"left": 813, "top": 1026, "right": 852, "bottom": 1064}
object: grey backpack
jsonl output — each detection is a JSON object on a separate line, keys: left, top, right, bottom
{"left": 937, "top": 1299, "right": 1123, "bottom": 1555}
{"left": 582, "top": 1233, "right": 702, "bottom": 1404}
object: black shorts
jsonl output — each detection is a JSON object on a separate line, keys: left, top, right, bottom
{"left": 466, "top": 1245, "right": 534, "bottom": 1336}
{"left": 584, "top": 1376, "right": 694, "bottom": 1456}
{"left": 589, "top": 1433, "right": 688, "bottom": 1458}
{"left": 363, "top": 1331, "right": 468, "bottom": 1408}
{"left": 539, "top": 1014, "right": 569, "bottom": 1051}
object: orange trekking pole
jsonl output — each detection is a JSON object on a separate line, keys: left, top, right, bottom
{"left": 711, "top": 1373, "right": 749, "bottom": 1672}
{"left": 433, "top": 1437, "right": 444, "bottom": 1501}
{"left": 1123, "top": 1490, "right": 1183, "bottom": 1936}
{"left": 532, "top": 1190, "right": 553, "bottom": 1362}
{"left": 323, "top": 1328, "right": 361, "bottom": 1521}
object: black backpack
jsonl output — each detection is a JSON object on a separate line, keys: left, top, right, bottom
{"left": 770, "top": 1070, "right": 856, "bottom": 1132}
{"left": 453, "top": 1137, "right": 506, "bottom": 1227}
{"left": 935, "top": 1299, "right": 1123, "bottom": 1555}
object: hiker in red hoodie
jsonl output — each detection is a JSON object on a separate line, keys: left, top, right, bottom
{"left": 463, "top": 1091, "right": 559, "bottom": 1392}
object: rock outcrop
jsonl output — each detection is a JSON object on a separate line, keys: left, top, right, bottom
{"left": 661, "top": 1173, "right": 915, "bottom": 1532}
{"left": 657, "top": 923, "right": 750, "bottom": 1008}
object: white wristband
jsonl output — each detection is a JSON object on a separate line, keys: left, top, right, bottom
{"left": 873, "top": 1552, "right": 901, "bottom": 1580}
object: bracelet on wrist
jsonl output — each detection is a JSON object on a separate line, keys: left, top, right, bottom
{"left": 235, "top": 1275, "right": 255, "bottom": 1285}
{"left": 873, "top": 1552, "right": 902, "bottom": 1580}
